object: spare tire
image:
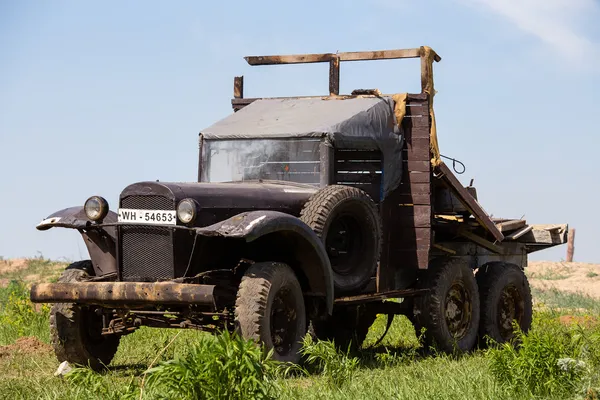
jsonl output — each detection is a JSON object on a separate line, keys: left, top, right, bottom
{"left": 300, "top": 185, "right": 381, "bottom": 293}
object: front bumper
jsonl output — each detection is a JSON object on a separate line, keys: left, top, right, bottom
{"left": 30, "top": 282, "right": 219, "bottom": 309}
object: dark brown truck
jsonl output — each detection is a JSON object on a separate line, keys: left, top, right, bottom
{"left": 31, "top": 46, "right": 567, "bottom": 369}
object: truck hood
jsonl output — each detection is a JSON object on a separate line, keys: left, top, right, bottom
{"left": 119, "top": 180, "right": 318, "bottom": 226}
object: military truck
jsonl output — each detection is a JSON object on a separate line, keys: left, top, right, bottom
{"left": 31, "top": 47, "right": 568, "bottom": 369}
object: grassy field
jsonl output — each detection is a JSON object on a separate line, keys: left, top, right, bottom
{"left": 1, "top": 259, "right": 599, "bottom": 399}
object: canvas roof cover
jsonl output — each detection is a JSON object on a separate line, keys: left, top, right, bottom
{"left": 200, "top": 96, "right": 404, "bottom": 198}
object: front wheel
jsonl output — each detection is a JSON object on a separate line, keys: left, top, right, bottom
{"left": 50, "top": 261, "right": 120, "bottom": 370}
{"left": 235, "top": 262, "right": 306, "bottom": 363}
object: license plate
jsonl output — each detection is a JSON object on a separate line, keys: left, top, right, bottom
{"left": 118, "top": 209, "right": 177, "bottom": 225}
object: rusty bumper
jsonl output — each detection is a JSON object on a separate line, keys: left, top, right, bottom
{"left": 30, "top": 282, "right": 218, "bottom": 308}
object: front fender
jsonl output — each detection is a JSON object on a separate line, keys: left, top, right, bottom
{"left": 36, "top": 206, "right": 118, "bottom": 276}
{"left": 196, "top": 211, "right": 334, "bottom": 314}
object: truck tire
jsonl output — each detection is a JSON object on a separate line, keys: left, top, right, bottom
{"left": 235, "top": 262, "right": 306, "bottom": 363}
{"left": 413, "top": 258, "right": 480, "bottom": 353}
{"left": 300, "top": 185, "right": 381, "bottom": 293}
{"left": 310, "top": 305, "right": 376, "bottom": 351}
{"left": 476, "top": 262, "right": 532, "bottom": 346}
{"left": 50, "top": 261, "right": 120, "bottom": 371}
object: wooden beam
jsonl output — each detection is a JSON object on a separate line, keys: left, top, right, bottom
{"left": 433, "top": 243, "right": 457, "bottom": 255}
{"left": 436, "top": 162, "right": 505, "bottom": 242}
{"left": 244, "top": 48, "right": 429, "bottom": 66}
{"left": 496, "top": 219, "right": 527, "bottom": 233}
{"left": 505, "top": 225, "right": 533, "bottom": 240}
{"left": 458, "top": 227, "right": 504, "bottom": 254}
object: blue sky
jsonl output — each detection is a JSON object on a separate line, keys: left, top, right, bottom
{"left": 1, "top": 0, "right": 598, "bottom": 263}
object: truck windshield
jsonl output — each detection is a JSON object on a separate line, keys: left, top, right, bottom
{"left": 202, "top": 139, "right": 321, "bottom": 185}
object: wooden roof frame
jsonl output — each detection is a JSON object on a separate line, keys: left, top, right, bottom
{"left": 235, "top": 46, "right": 441, "bottom": 97}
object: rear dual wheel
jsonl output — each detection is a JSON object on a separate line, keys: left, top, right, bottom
{"left": 413, "top": 259, "right": 533, "bottom": 353}
{"left": 476, "top": 262, "right": 532, "bottom": 345}
{"left": 413, "top": 258, "right": 480, "bottom": 353}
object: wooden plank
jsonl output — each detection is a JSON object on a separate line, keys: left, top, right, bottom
{"left": 436, "top": 162, "right": 504, "bottom": 242}
{"left": 335, "top": 150, "right": 382, "bottom": 161}
{"left": 505, "top": 225, "right": 533, "bottom": 240}
{"left": 405, "top": 137, "right": 432, "bottom": 154}
{"left": 387, "top": 226, "right": 431, "bottom": 243}
{"left": 244, "top": 48, "right": 423, "bottom": 66}
{"left": 335, "top": 161, "right": 381, "bottom": 172}
{"left": 496, "top": 219, "right": 527, "bottom": 233}
{"left": 458, "top": 227, "right": 504, "bottom": 254}
{"left": 402, "top": 148, "right": 430, "bottom": 161}
{"left": 396, "top": 205, "right": 431, "bottom": 227}
{"left": 394, "top": 193, "right": 431, "bottom": 205}
{"left": 398, "top": 182, "right": 430, "bottom": 195}
{"left": 515, "top": 224, "right": 568, "bottom": 245}
{"left": 406, "top": 171, "right": 430, "bottom": 184}
{"left": 433, "top": 243, "right": 457, "bottom": 254}
{"left": 403, "top": 160, "right": 430, "bottom": 172}
{"left": 336, "top": 172, "right": 382, "bottom": 184}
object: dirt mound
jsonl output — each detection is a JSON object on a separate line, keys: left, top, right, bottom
{"left": 0, "top": 337, "right": 52, "bottom": 358}
{"left": 528, "top": 261, "right": 600, "bottom": 298}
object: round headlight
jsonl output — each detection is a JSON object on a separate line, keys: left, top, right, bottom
{"left": 177, "top": 199, "right": 198, "bottom": 224}
{"left": 84, "top": 196, "right": 109, "bottom": 221}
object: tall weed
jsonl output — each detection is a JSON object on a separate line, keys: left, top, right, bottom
{"left": 144, "top": 330, "right": 281, "bottom": 400}
{"left": 301, "top": 335, "right": 360, "bottom": 387}
{"left": 0, "top": 280, "right": 49, "bottom": 343}
{"left": 488, "top": 312, "right": 600, "bottom": 397}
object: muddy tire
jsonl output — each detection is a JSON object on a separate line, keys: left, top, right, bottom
{"left": 413, "top": 258, "right": 480, "bottom": 353}
{"left": 476, "top": 262, "right": 532, "bottom": 346}
{"left": 235, "top": 262, "right": 306, "bottom": 363}
{"left": 50, "top": 261, "right": 120, "bottom": 371}
{"left": 310, "top": 305, "right": 376, "bottom": 351}
{"left": 300, "top": 185, "right": 381, "bottom": 293}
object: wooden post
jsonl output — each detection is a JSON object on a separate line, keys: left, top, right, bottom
{"left": 233, "top": 76, "right": 244, "bottom": 99}
{"left": 329, "top": 57, "right": 340, "bottom": 95}
{"left": 566, "top": 228, "right": 576, "bottom": 262}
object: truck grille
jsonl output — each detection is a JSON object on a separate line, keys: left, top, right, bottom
{"left": 119, "top": 195, "right": 175, "bottom": 281}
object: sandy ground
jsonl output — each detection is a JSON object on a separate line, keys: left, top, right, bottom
{"left": 0, "top": 259, "right": 28, "bottom": 275}
{"left": 528, "top": 261, "right": 600, "bottom": 298}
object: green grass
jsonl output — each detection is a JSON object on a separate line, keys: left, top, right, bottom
{"left": 532, "top": 286, "right": 600, "bottom": 314}
{"left": 1, "top": 262, "right": 600, "bottom": 399}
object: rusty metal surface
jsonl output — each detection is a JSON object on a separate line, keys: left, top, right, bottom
{"left": 30, "top": 281, "right": 217, "bottom": 307}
